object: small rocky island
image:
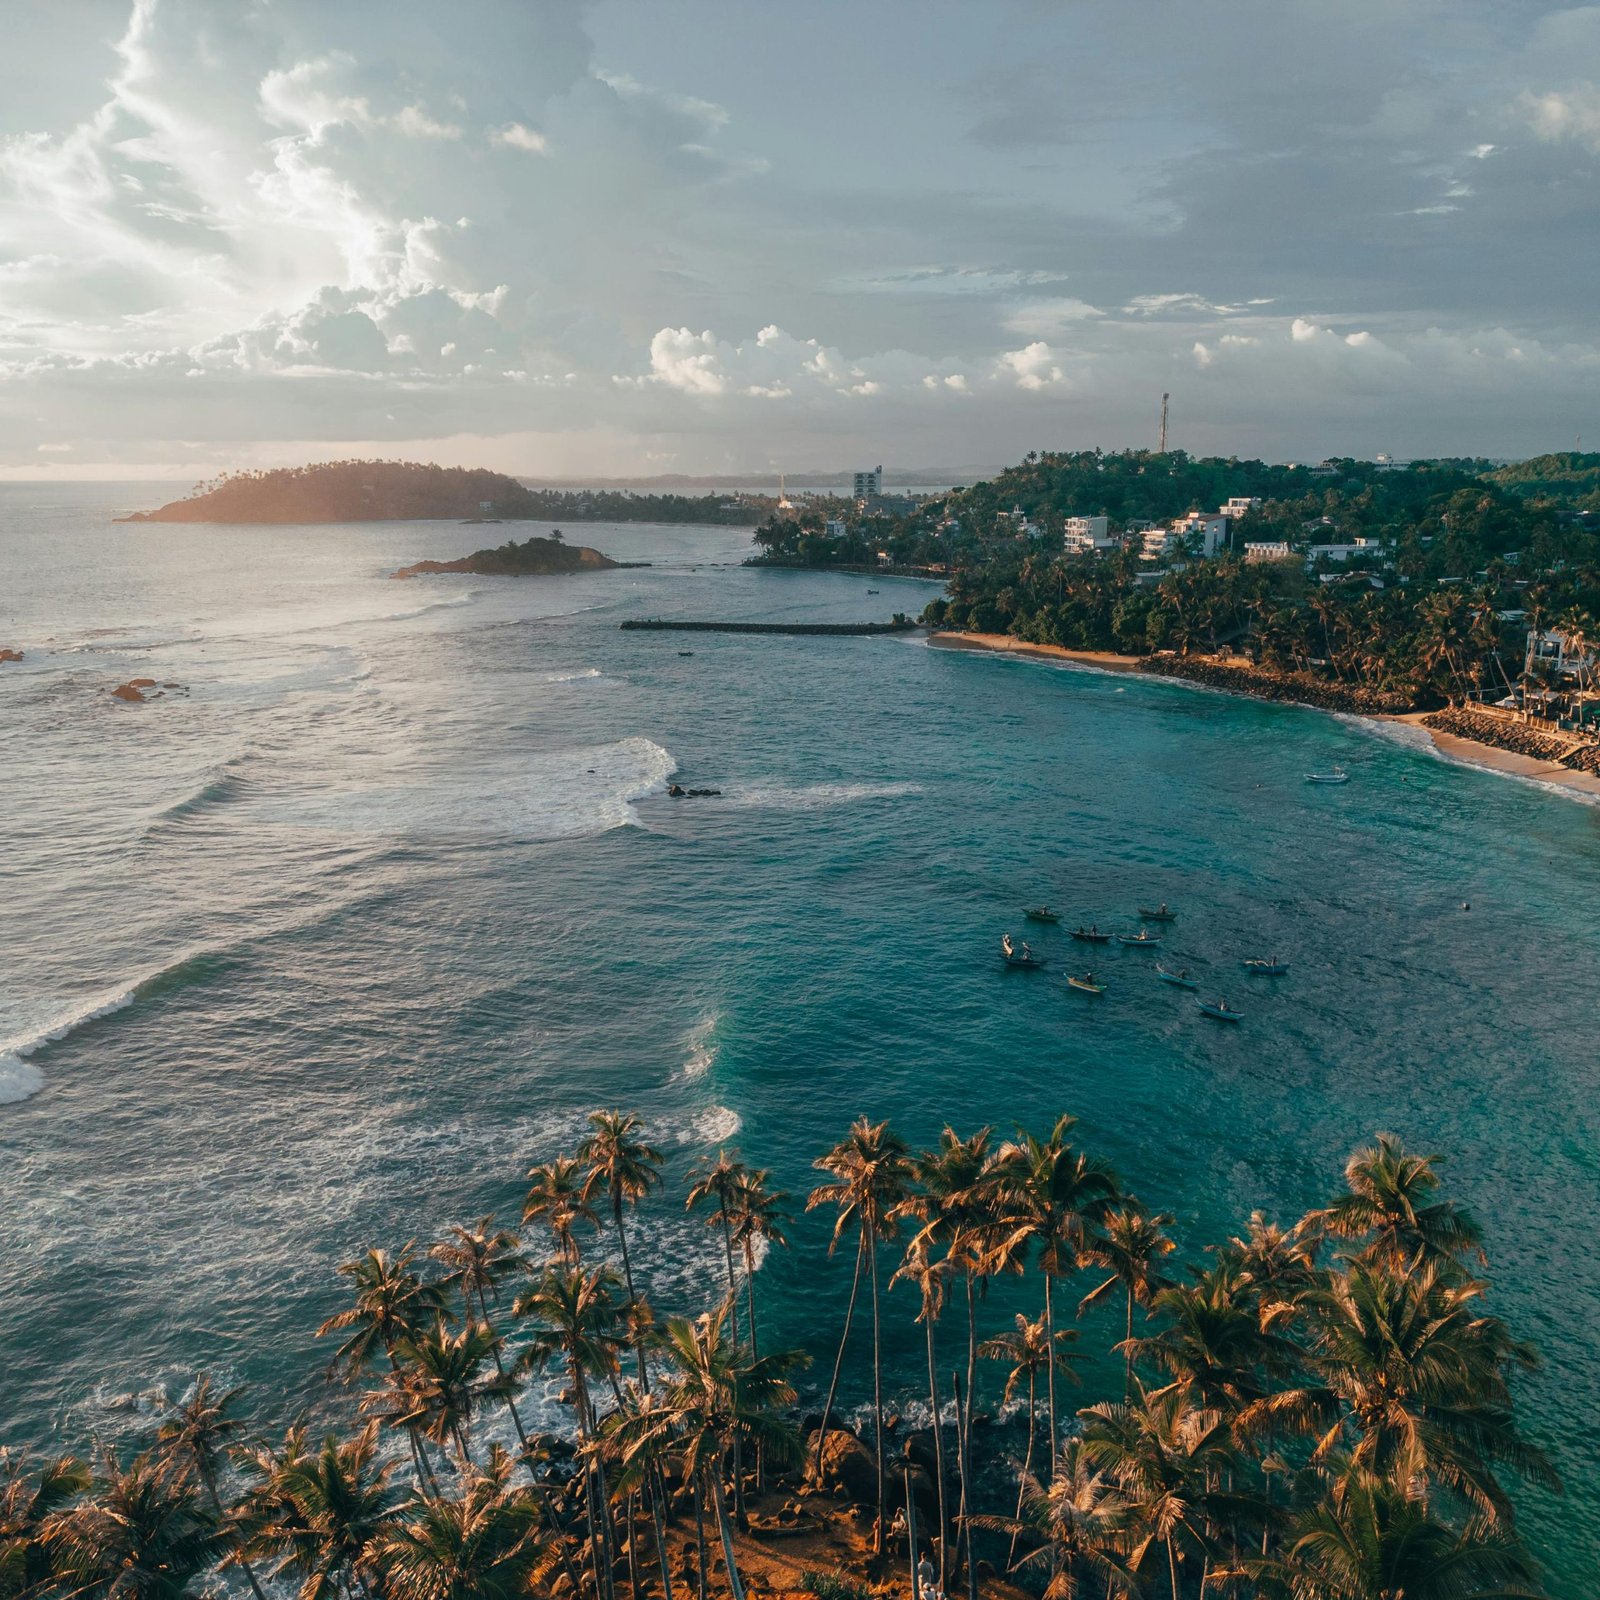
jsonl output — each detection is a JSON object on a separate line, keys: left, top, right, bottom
{"left": 117, "top": 460, "right": 552, "bottom": 524}
{"left": 394, "top": 534, "right": 622, "bottom": 578}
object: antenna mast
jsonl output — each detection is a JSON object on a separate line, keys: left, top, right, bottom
{"left": 1158, "top": 393, "right": 1169, "bottom": 454}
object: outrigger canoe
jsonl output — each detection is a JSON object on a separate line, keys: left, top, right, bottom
{"left": 1156, "top": 966, "right": 1198, "bottom": 989}
{"left": 1137, "top": 904, "right": 1177, "bottom": 922}
{"left": 1024, "top": 907, "right": 1062, "bottom": 924}
{"left": 1118, "top": 930, "right": 1162, "bottom": 948}
{"left": 1001, "top": 935, "right": 1048, "bottom": 970}
{"left": 1071, "top": 927, "right": 1112, "bottom": 943}
{"left": 1067, "top": 973, "right": 1106, "bottom": 994}
{"left": 1197, "top": 999, "right": 1243, "bottom": 1022}
{"left": 1241, "top": 958, "right": 1290, "bottom": 976}
{"left": 1305, "top": 768, "right": 1349, "bottom": 785}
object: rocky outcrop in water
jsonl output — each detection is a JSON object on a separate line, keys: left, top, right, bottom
{"left": 1141, "top": 655, "right": 1414, "bottom": 714}
{"left": 0, "top": 648, "right": 22, "bottom": 662}
{"left": 395, "top": 534, "right": 619, "bottom": 578}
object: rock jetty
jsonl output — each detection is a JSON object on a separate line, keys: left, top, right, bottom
{"left": 1141, "top": 654, "right": 1413, "bottom": 714}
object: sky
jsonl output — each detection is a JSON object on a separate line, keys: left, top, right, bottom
{"left": 1, "top": 0, "right": 1598, "bottom": 480}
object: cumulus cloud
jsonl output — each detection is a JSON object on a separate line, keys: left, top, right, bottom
{"left": 996, "top": 342, "right": 1068, "bottom": 391}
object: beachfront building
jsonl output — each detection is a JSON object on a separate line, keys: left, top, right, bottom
{"left": 1063, "top": 514, "right": 1118, "bottom": 555}
{"left": 1244, "top": 541, "right": 1293, "bottom": 564}
{"left": 1526, "top": 628, "right": 1597, "bottom": 684}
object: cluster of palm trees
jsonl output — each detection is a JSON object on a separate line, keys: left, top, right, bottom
{"left": 1, "top": 1117, "right": 1556, "bottom": 1600}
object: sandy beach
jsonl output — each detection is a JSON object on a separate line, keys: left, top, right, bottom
{"left": 932, "top": 631, "right": 1600, "bottom": 804}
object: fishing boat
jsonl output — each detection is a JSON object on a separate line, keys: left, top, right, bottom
{"left": 1067, "top": 973, "right": 1105, "bottom": 994}
{"left": 1305, "top": 767, "right": 1349, "bottom": 785}
{"left": 1024, "top": 906, "right": 1061, "bottom": 924}
{"left": 1156, "top": 966, "right": 1198, "bottom": 989}
{"left": 1241, "top": 957, "right": 1290, "bottom": 976}
{"left": 1137, "top": 903, "right": 1177, "bottom": 922}
{"left": 1001, "top": 934, "right": 1048, "bottom": 969}
{"left": 866, "top": 588, "right": 881, "bottom": 594}
{"left": 1197, "top": 998, "right": 1243, "bottom": 1022}
{"left": 1118, "top": 929, "right": 1162, "bottom": 948}
{"left": 1071, "top": 926, "right": 1112, "bottom": 944}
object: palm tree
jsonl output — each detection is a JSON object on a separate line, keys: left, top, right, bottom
{"left": 235, "top": 1424, "right": 399, "bottom": 1600}
{"left": 889, "top": 1245, "right": 953, "bottom": 1587}
{"left": 727, "top": 1168, "right": 789, "bottom": 1360}
{"left": 524, "top": 1157, "right": 601, "bottom": 1265}
{"left": 1303, "top": 1134, "right": 1483, "bottom": 1274}
{"left": 368, "top": 1322, "right": 515, "bottom": 1472}
{"left": 973, "top": 1437, "right": 1136, "bottom": 1600}
{"left": 1216, "top": 1211, "right": 1320, "bottom": 1323}
{"left": 1079, "top": 1207, "right": 1176, "bottom": 1396}
{"left": 317, "top": 1245, "right": 449, "bottom": 1380}
{"left": 979, "top": 1313, "right": 1078, "bottom": 1569}
{"left": 0, "top": 1449, "right": 89, "bottom": 1600}
{"left": 807, "top": 1117, "right": 913, "bottom": 1551}
{"left": 686, "top": 1150, "right": 750, "bottom": 1343}
{"left": 991, "top": 1117, "right": 1121, "bottom": 1472}
{"left": 579, "top": 1111, "right": 665, "bottom": 1381}
{"left": 609, "top": 1301, "right": 806, "bottom": 1600}
{"left": 155, "top": 1376, "right": 269, "bottom": 1600}
{"left": 1229, "top": 1466, "right": 1544, "bottom": 1599}
{"left": 378, "top": 1446, "right": 552, "bottom": 1600}
{"left": 42, "top": 1452, "right": 219, "bottom": 1600}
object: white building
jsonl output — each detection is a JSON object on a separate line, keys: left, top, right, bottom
{"left": 1244, "top": 541, "right": 1293, "bottom": 564}
{"left": 1141, "top": 527, "right": 1177, "bottom": 561}
{"left": 824, "top": 519, "right": 847, "bottom": 538}
{"left": 1063, "top": 514, "right": 1117, "bottom": 554}
{"left": 1220, "top": 497, "right": 1261, "bottom": 520}
{"left": 1526, "top": 629, "right": 1597, "bottom": 683}
{"left": 1172, "top": 512, "right": 1231, "bottom": 558}
{"left": 1307, "top": 537, "right": 1384, "bottom": 565}
{"left": 853, "top": 465, "right": 883, "bottom": 499}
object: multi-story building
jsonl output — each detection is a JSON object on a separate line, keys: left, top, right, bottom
{"left": 1063, "top": 514, "right": 1117, "bottom": 555}
{"left": 1244, "top": 541, "right": 1293, "bottom": 564}
{"left": 853, "top": 465, "right": 883, "bottom": 500}
{"left": 1220, "top": 497, "right": 1261, "bottom": 520}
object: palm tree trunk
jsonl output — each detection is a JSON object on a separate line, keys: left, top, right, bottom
{"left": 952, "top": 1370, "right": 978, "bottom": 1600}
{"left": 868, "top": 1229, "right": 885, "bottom": 1554}
{"left": 709, "top": 1467, "right": 747, "bottom": 1600}
{"left": 905, "top": 1461, "right": 922, "bottom": 1600}
{"left": 924, "top": 1315, "right": 949, "bottom": 1590}
{"left": 693, "top": 1475, "right": 710, "bottom": 1600}
{"left": 1044, "top": 1271, "right": 1058, "bottom": 1484}
{"left": 626, "top": 1492, "right": 642, "bottom": 1600}
{"left": 1009, "top": 1370, "right": 1035, "bottom": 1573}
{"left": 1124, "top": 1285, "right": 1135, "bottom": 1399}
{"left": 648, "top": 1472, "right": 676, "bottom": 1600}
{"left": 717, "top": 1201, "right": 740, "bottom": 1346}
{"left": 201, "top": 1467, "right": 270, "bottom": 1600}
{"left": 615, "top": 1201, "right": 650, "bottom": 1393}
{"left": 1166, "top": 1537, "right": 1180, "bottom": 1600}
{"left": 813, "top": 1232, "right": 866, "bottom": 1479}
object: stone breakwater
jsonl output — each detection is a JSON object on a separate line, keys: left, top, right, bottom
{"left": 1140, "top": 655, "right": 1414, "bottom": 714}
{"left": 620, "top": 619, "right": 919, "bottom": 636}
{"left": 1422, "top": 707, "right": 1600, "bottom": 776}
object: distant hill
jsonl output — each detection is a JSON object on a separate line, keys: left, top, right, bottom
{"left": 394, "top": 535, "right": 620, "bottom": 578}
{"left": 119, "top": 460, "right": 547, "bottom": 524}
{"left": 1484, "top": 451, "right": 1600, "bottom": 509}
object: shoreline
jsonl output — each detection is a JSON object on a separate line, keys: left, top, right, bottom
{"left": 931, "top": 631, "right": 1600, "bottom": 805}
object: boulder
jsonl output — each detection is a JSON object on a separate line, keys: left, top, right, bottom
{"left": 0, "top": 648, "right": 22, "bottom": 662}
{"left": 806, "top": 1428, "right": 879, "bottom": 1505}
{"left": 128, "top": 678, "right": 157, "bottom": 688}
{"left": 111, "top": 682, "right": 146, "bottom": 702}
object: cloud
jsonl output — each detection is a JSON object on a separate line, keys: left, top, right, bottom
{"left": 492, "top": 122, "right": 547, "bottom": 153}
{"left": 1520, "top": 86, "right": 1600, "bottom": 152}
{"left": 996, "top": 342, "right": 1068, "bottom": 391}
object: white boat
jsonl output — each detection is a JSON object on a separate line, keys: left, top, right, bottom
{"left": 1305, "top": 768, "right": 1349, "bottom": 785}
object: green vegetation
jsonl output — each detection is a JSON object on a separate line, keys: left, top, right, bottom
{"left": 397, "top": 534, "right": 619, "bottom": 577}
{"left": 0, "top": 1113, "right": 1556, "bottom": 1600}
{"left": 121, "top": 461, "right": 764, "bottom": 525}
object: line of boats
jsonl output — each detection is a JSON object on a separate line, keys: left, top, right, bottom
{"left": 1000, "top": 904, "right": 1289, "bottom": 1025}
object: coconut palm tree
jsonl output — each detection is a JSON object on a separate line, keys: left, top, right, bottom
{"left": 972, "top": 1437, "right": 1137, "bottom": 1600}
{"left": 579, "top": 1112, "right": 665, "bottom": 1373}
{"left": 524, "top": 1157, "right": 602, "bottom": 1266}
{"left": 889, "top": 1244, "right": 954, "bottom": 1587}
{"left": 686, "top": 1150, "right": 749, "bottom": 1344}
{"left": 608, "top": 1300, "right": 806, "bottom": 1600}
{"left": 367, "top": 1322, "right": 515, "bottom": 1472}
{"left": 991, "top": 1117, "right": 1121, "bottom": 1472}
{"left": 807, "top": 1117, "right": 913, "bottom": 1551}
{"left": 1228, "top": 1466, "right": 1544, "bottom": 1600}
{"left": 1079, "top": 1207, "right": 1176, "bottom": 1396}
{"left": 979, "top": 1313, "right": 1078, "bottom": 1569}
{"left": 377, "top": 1445, "right": 552, "bottom": 1600}
{"left": 1216, "top": 1211, "right": 1320, "bottom": 1323}
{"left": 235, "top": 1424, "right": 399, "bottom": 1600}
{"left": 155, "top": 1377, "right": 269, "bottom": 1600}
{"left": 726, "top": 1168, "right": 789, "bottom": 1361}
{"left": 0, "top": 1449, "right": 89, "bottom": 1600}
{"left": 1303, "top": 1134, "right": 1483, "bottom": 1274}
{"left": 317, "top": 1245, "right": 450, "bottom": 1380}
{"left": 42, "top": 1451, "right": 220, "bottom": 1600}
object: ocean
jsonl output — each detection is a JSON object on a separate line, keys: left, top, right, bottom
{"left": 3, "top": 485, "right": 1598, "bottom": 1590}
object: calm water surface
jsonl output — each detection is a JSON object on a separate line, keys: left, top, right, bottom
{"left": 3, "top": 485, "right": 1598, "bottom": 1590}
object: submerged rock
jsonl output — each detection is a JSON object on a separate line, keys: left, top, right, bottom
{"left": 110, "top": 682, "right": 146, "bottom": 702}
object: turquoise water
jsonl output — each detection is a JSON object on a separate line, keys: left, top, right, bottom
{"left": 4, "top": 487, "right": 1599, "bottom": 1591}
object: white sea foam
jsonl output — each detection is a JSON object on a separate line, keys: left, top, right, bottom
{"left": 675, "top": 1011, "right": 720, "bottom": 1082}
{"left": 674, "top": 1103, "right": 743, "bottom": 1146}
{"left": 724, "top": 780, "right": 923, "bottom": 811}
{"left": 536, "top": 666, "right": 602, "bottom": 684}
{"left": 0, "top": 982, "right": 143, "bottom": 1104}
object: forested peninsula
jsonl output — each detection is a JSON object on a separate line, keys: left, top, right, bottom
{"left": 395, "top": 534, "right": 621, "bottom": 578}
{"left": 118, "top": 460, "right": 764, "bottom": 526}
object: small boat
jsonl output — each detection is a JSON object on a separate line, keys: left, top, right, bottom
{"left": 1137, "top": 903, "right": 1177, "bottom": 922}
{"left": 1024, "top": 906, "right": 1061, "bottom": 924}
{"left": 866, "top": 588, "right": 881, "bottom": 594}
{"left": 1118, "top": 929, "right": 1162, "bottom": 948}
{"left": 1067, "top": 973, "right": 1105, "bottom": 994}
{"left": 1156, "top": 966, "right": 1198, "bottom": 989}
{"left": 1071, "top": 926, "right": 1112, "bottom": 944}
{"left": 1197, "top": 999, "right": 1243, "bottom": 1022}
{"left": 678, "top": 650, "right": 695, "bottom": 657}
{"left": 1001, "top": 935, "right": 1048, "bottom": 970}
{"left": 1305, "top": 768, "right": 1349, "bottom": 785}
{"left": 1241, "top": 958, "right": 1290, "bottom": 976}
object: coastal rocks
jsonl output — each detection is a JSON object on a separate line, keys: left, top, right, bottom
{"left": 806, "top": 1428, "right": 878, "bottom": 1504}
{"left": 1140, "top": 654, "right": 1413, "bottom": 714}
{"left": 111, "top": 682, "right": 146, "bottom": 702}
{"left": 110, "top": 677, "right": 185, "bottom": 703}
{"left": 1422, "top": 708, "right": 1583, "bottom": 765}
{"left": 393, "top": 536, "right": 619, "bottom": 579}
{"left": 0, "top": 648, "right": 22, "bottom": 662}
{"left": 667, "top": 783, "right": 722, "bottom": 798}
